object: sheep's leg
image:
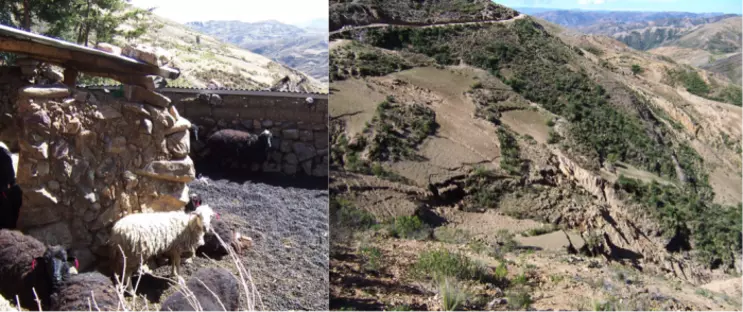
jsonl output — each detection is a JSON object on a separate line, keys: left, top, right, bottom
{"left": 170, "top": 250, "right": 181, "bottom": 277}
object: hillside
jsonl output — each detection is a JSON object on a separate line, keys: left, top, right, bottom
{"left": 187, "top": 20, "right": 329, "bottom": 84}
{"left": 329, "top": 2, "right": 742, "bottom": 311}
{"left": 329, "top": 0, "right": 519, "bottom": 31}
{"left": 532, "top": 10, "right": 736, "bottom": 50}
{"left": 115, "top": 13, "right": 327, "bottom": 92}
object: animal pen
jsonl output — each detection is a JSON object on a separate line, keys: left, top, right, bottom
{"left": 0, "top": 24, "right": 191, "bottom": 271}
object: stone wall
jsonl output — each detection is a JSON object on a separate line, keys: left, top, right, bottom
{"left": 163, "top": 91, "right": 329, "bottom": 177}
{"left": 14, "top": 85, "right": 194, "bottom": 268}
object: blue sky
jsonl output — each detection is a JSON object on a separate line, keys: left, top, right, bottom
{"left": 496, "top": 0, "right": 743, "bottom": 14}
{"left": 130, "top": 0, "right": 328, "bottom": 25}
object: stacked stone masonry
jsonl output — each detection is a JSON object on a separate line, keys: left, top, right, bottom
{"left": 11, "top": 44, "right": 193, "bottom": 266}
{"left": 166, "top": 92, "right": 329, "bottom": 177}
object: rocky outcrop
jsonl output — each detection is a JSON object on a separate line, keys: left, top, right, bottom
{"left": 546, "top": 150, "right": 704, "bottom": 284}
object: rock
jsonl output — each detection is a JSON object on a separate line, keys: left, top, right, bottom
{"left": 299, "top": 130, "right": 313, "bottom": 142}
{"left": 26, "top": 223, "right": 73, "bottom": 248}
{"left": 262, "top": 163, "right": 280, "bottom": 173}
{"left": 122, "top": 171, "right": 139, "bottom": 191}
{"left": 24, "top": 110, "right": 51, "bottom": 130}
{"left": 136, "top": 158, "right": 196, "bottom": 183}
{"left": 312, "top": 161, "right": 328, "bottom": 177}
{"left": 140, "top": 118, "right": 153, "bottom": 134}
{"left": 147, "top": 105, "right": 174, "bottom": 128}
{"left": 42, "top": 67, "right": 64, "bottom": 82}
{"left": 167, "top": 131, "right": 190, "bottom": 158}
{"left": 301, "top": 160, "right": 312, "bottom": 175}
{"left": 106, "top": 136, "right": 127, "bottom": 154}
{"left": 293, "top": 142, "right": 316, "bottom": 162}
{"left": 93, "top": 104, "right": 122, "bottom": 120}
{"left": 19, "top": 86, "right": 70, "bottom": 98}
{"left": 209, "top": 94, "right": 222, "bottom": 106}
{"left": 146, "top": 182, "right": 189, "bottom": 212}
{"left": 282, "top": 129, "right": 300, "bottom": 140}
{"left": 280, "top": 140, "right": 292, "bottom": 153}
{"left": 117, "top": 192, "right": 137, "bottom": 214}
{"left": 95, "top": 42, "right": 122, "bottom": 55}
{"left": 314, "top": 131, "right": 328, "bottom": 149}
{"left": 124, "top": 85, "right": 171, "bottom": 108}
{"left": 17, "top": 188, "right": 61, "bottom": 227}
{"left": 284, "top": 153, "right": 298, "bottom": 165}
{"left": 164, "top": 117, "right": 192, "bottom": 135}
{"left": 122, "top": 44, "right": 159, "bottom": 66}
{"left": 22, "top": 141, "right": 49, "bottom": 159}
{"left": 122, "top": 102, "right": 151, "bottom": 116}
{"left": 283, "top": 164, "right": 297, "bottom": 175}
{"left": 35, "top": 162, "right": 50, "bottom": 177}
{"left": 93, "top": 206, "right": 117, "bottom": 230}
{"left": 52, "top": 140, "right": 70, "bottom": 159}
{"left": 48, "top": 180, "right": 60, "bottom": 190}
{"left": 63, "top": 117, "right": 82, "bottom": 134}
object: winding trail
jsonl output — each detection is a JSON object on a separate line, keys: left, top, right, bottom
{"left": 329, "top": 14, "right": 527, "bottom": 36}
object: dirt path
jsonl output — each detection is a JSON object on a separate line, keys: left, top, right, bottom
{"left": 330, "top": 14, "right": 527, "bottom": 35}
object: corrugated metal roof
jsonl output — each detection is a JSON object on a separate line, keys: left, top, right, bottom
{"left": 0, "top": 24, "right": 180, "bottom": 79}
{"left": 81, "top": 84, "right": 329, "bottom": 98}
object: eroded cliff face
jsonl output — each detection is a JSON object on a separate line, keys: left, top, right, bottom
{"left": 547, "top": 150, "right": 707, "bottom": 284}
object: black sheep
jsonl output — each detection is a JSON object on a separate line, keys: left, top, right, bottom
{"left": 0, "top": 230, "right": 76, "bottom": 310}
{"left": 0, "top": 142, "right": 21, "bottom": 230}
{"left": 205, "top": 129, "right": 273, "bottom": 170}
{"left": 159, "top": 267, "right": 240, "bottom": 311}
{"left": 182, "top": 193, "right": 251, "bottom": 260}
{"left": 49, "top": 271, "right": 119, "bottom": 311}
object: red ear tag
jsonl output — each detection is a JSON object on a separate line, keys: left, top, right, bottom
{"left": 31, "top": 259, "right": 36, "bottom": 270}
{"left": 216, "top": 213, "right": 220, "bottom": 220}
{"left": 75, "top": 259, "right": 79, "bottom": 269}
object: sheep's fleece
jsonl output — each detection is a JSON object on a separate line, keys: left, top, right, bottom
{"left": 50, "top": 272, "right": 118, "bottom": 311}
{"left": 110, "top": 205, "right": 216, "bottom": 258}
{"left": 160, "top": 267, "right": 240, "bottom": 311}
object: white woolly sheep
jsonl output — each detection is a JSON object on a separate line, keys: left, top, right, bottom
{"left": 0, "top": 293, "right": 18, "bottom": 311}
{"left": 159, "top": 267, "right": 240, "bottom": 311}
{"left": 0, "top": 230, "right": 77, "bottom": 310}
{"left": 109, "top": 205, "right": 216, "bottom": 292}
{"left": 49, "top": 270, "right": 119, "bottom": 311}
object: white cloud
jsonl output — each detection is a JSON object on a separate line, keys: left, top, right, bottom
{"left": 577, "top": 0, "right": 606, "bottom": 4}
{"left": 129, "top": 0, "right": 328, "bottom": 25}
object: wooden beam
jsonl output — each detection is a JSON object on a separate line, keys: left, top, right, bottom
{"left": 63, "top": 68, "right": 77, "bottom": 87}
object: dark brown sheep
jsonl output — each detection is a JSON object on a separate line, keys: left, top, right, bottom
{"left": 160, "top": 267, "right": 240, "bottom": 311}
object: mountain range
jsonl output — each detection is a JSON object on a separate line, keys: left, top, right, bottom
{"left": 187, "top": 19, "right": 329, "bottom": 84}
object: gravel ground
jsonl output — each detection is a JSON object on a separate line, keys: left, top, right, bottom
{"left": 141, "top": 173, "right": 329, "bottom": 311}
{"left": 188, "top": 175, "right": 329, "bottom": 311}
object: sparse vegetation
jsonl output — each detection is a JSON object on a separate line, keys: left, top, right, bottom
{"left": 366, "top": 100, "right": 438, "bottom": 161}
{"left": 438, "top": 278, "right": 469, "bottom": 311}
{"left": 360, "top": 245, "right": 383, "bottom": 272}
{"left": 497, "top": 128, "right": 522, "bottom": 175}
{"left": 388, "top": 216, "right": 431, "bottom": 240}
{"left": 631, "top": 64, "right": 643, "bottom": 75}
{"left": 522, "top": 225, "right": 558, "bottom": 237}
{"left": 412, "top": 249, "right": 488, "bottom": 282}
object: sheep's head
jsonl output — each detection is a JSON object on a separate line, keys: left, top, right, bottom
{"left": 259, "top": 129, "right": 273, "bottom": 149}
{"left": 32, "top": 246, "right": 78, "bottom": 289}
{"left": 191, "top": 204, "right": 218, "bottom": 235}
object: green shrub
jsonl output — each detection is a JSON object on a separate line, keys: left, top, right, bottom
{"left": 388, "top": 216, "right": 431, "bottom": 240}
{"left": 631, "top": 64, "right": 643, "bottom": 75}
{"left": 331, "top": 197, "right": 376, "bottom": 230}
{"left": 359, "top": 246, "right": 383, "bottom": 272}
{"left": 412, "top": 249, "right": 487, "bottom": 282}
{"left": 497, "top": 128, "right": 522, "bottom": 175}
{"left": 434, "top": 227, "right": 471, "bottom": 244}
{"left": 506, "top": 287, "right": 533, "bottom": 310}
{"left": 522, "top": 225, "right": 558, "bottom": 237}
{"left": 547, "top": 130, "right": 562, "bottom": 144}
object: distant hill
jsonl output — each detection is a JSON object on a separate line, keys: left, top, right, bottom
{"left": 187, "top": 20, "right": 329, "bottom": 84}
{"left": 527, "top": 9, "right": 730, "bottom": 29}
{"left": 112, "top": 13, "right": 327, "bottom": 92}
